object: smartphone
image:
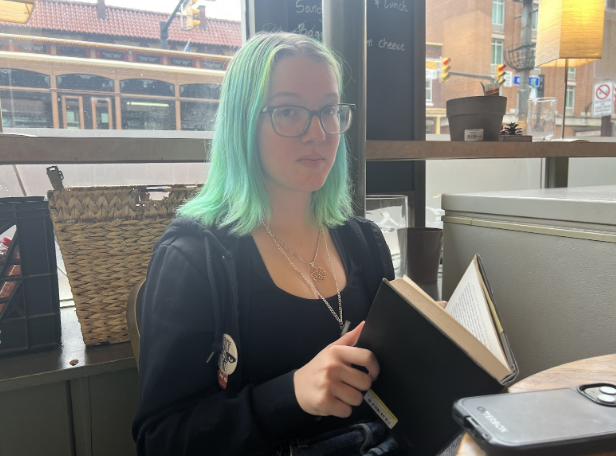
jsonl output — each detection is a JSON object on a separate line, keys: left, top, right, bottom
{"left": 452, "top": 383, "right": 616, "bottom": 456}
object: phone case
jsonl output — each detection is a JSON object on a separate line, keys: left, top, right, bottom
{"left": 452, "top": 384, "right": 616, "bottom": 456}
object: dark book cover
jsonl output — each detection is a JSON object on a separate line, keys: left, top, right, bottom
{"left": 357, "top": 279, "right": 513, "bottom": 455}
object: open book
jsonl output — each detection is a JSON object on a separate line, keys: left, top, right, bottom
{"left": 356, "top": 255, "right": 517, "bottom": 455}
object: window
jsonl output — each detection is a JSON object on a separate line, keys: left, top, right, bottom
{"left": 568, "top": 67, "right": 576, "bottom": 80}
{"left": 532, "top": 9, "right": 538, "bottom": 30}
{"left": 56, "top": 74, "right": 114, "bottom": 92}
{"left": 180, "top": 83, "right": 221, "bottom": 100}
{"left": 120, "top": 79, "right": 175, "bottom": 97}
{"left": 181, "top": 101, "right": 218, "bottom": 131}
{"left": 492, "top": 0, "right": 504, "bottom": 25}
{"left": 607, "top": 0, "right": 616, "bottom": 11}
{"left": 566, "top": 86, "right": 575, "bottom": 114}
{"left": 491, "top": 39, "right": 503, "bottom": 68}
{"left": 426, "top": 78, "right": 432, "bottom": 103}
{"left": 121, "top": 98, "right": 176, "bottom": 130}
{"left": 1, "top": 90, "right": 53, "bottom": 128}
{"left": 0, "top": 69, "right": 50, "bottom": 89}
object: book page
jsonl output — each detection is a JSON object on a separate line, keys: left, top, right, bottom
{"left": 445, "top": 258, "right": 508, "bottom": 366}
{"left": 394, "top": 276, "right": 511, "bottom": 380}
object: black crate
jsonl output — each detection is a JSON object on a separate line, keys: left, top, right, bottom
{"left": 0, "top": 197, "right": 61, "bottom": 355}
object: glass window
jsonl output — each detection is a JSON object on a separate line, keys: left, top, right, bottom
{"left": 608, "top": 0, "right": 616, "bottom": 11}
{"left": 56, "top": 74, "right": 114, "bottom": 92}
{"left": 0, "top": 69, "right": 50, "bottom": 89}
{"left": 1, "top": 90, "right": 53, "bottom": 128}
{"left": 181, "top": 101, "right": 218, "bottom": 131}
{"left": 566, "top": 86, "right": 575, "bottom": 114}
{"left": 180, "top": 83, "right": 221, "bottom": 100}
{"left": 425, "top": 78, "right": 432, "bottom": 103}
{"left": 568, "top": 67, "right": 576, "bottom": 80}
{"left": 120, "top": 79, "right": 175, "bottom": 97}
{"left": 121, "top": 98, "right": 176, "bottom": 130}
{"left": 492, "top": 0, "right": 504, "bottom": 25}
{"left": 491, "top": 39, "right": 503, "bottom": 66}
{"left": 57, "top": 47, "right": 88, "bottom": 58}
{"left": 532, "top": 9, "right": 538, "bottom": 30}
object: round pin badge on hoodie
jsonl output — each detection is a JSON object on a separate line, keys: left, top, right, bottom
{"left": 217, "top": 334, "right": 238, "bottom": 389}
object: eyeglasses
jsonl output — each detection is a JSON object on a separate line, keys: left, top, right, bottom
{"left": 260, "top": 103, "right": 355, "bottom": 137}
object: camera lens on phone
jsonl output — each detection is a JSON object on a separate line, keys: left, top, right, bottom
{"left": 597, "top": 393, "right": 616, "bottom": 404}
{"left": 599, "top": 386, "right": 616, "bottom": 395}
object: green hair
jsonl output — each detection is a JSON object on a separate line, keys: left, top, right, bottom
{"left": 177, "top": 32, "right": 353, "bottom": 236}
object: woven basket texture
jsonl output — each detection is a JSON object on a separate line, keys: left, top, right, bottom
{"left": 47, "top": 185, "right": 199, "bottom": 346}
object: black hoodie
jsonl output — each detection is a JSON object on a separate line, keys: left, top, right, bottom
{"left": 132, "top": 216, "right": 395, "bottom": 456}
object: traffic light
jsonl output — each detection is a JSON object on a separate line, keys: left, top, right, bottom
{"left": 181, "top": 0, "right": 200, "bottom": 31}
{"left": 440, "top": 57, "right": 451, "bottom": 83}
{"left": 496, "top": 63, "right": 507, "bottom": 86}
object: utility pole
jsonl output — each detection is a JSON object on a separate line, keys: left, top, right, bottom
{"left": 160, "top": 0, "right": 185, "bottom": 50}
{"left": 518, "top": 0, "right": 534, "bottom": 128}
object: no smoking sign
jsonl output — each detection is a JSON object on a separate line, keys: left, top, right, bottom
{"left": 593, "top": 81, "right": 615, "bottom": 117}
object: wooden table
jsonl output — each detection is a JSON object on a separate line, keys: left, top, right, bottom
{"left": 456, "top": 353, "right": 616, "bottom": 456}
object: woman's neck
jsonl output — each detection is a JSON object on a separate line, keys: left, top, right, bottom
{"left": 265, "top": 188, "right": 317, "bottom": 235}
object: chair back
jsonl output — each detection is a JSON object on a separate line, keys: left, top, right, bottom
{"left": 126, "top": 278, "right": 146, "bottom": 368}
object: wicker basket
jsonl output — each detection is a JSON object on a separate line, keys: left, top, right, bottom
{"left": 47, "top": 185, "right": 199, "bottom": 346}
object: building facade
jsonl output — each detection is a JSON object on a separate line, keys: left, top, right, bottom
{"left": 0, "top": 0, "right": 241, "bottom": 131}
{"left": 426, "top": 0, "right": 614, "bottom": 137}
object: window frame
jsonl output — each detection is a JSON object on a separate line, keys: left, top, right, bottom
{"left": 492, "top": 0, "right": 505, "bottom": 26}
{"left": 425, "top": 77, "right": 433, "bottom": 104}
{"left": 566, "top": 85, "right": 575, "bottom": 114}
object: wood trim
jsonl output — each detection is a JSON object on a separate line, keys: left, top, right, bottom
{"left": 366, "top": 140, "right": 616, "bottom": 160}
{"left": 61, "top": 95, "right": 84, "bottom": 129}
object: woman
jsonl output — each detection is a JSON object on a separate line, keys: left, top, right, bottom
{"left": 132, "top": 32, "right": 403, "bottom": 456}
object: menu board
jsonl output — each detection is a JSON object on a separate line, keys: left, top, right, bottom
{"left": 366, "top": 0, "right": 415, "bottom": 140}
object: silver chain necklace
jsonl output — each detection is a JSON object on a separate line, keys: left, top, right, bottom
{"left": 263, "top": 226, "right": 326, "bottom": 282}
{"left": 261, "top": 222, "right": 351, "bottom": 335}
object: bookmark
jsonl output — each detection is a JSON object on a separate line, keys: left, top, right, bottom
{"left": 340, "top": 320, "right": 351, "bottom": 336}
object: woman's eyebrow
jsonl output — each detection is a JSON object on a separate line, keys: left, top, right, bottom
{"left": 269, "top": 92, "right": 301, "bottom": 101}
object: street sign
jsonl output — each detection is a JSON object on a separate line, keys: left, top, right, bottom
{"left": 593, "top": 81, "right": 615, "bottom": 117}
{"left": 426, "top": 69, "right": 438, "bottom": 79}
{"left": 504, "top": 71, "right": 513, "bottom": 87}
{"left": 512, "top": 75, "right": 541, "bottom": 87}
{"left": 426, "top": 60, "right": 439, "bottom": 70}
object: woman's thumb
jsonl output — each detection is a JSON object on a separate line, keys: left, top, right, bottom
{"left": 332, "top": 321, "right": 365, "bottom": 347}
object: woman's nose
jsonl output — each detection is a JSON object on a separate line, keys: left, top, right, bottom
{"left": 301, "top": 114, "right": 326, "bottom": 144}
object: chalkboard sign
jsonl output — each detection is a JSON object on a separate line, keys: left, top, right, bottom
{"left": 287, "top": 0, "right": 322, "bottom": 40}
{"left": 366, "top": 0, "right": 415, "bottom": 140}
{"left": 252, "top": 0, "right": 418, "bottom": 140}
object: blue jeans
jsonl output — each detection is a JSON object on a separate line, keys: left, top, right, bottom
{"left": 278, "top": 421, "right": 399, "bottom": 456}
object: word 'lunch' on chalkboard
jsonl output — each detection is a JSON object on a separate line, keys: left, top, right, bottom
{"left": 367, "top": 0, "right": 415, "bottom": 140}
{"left": 264, "top": 0, "right": 417, "bottom": 140}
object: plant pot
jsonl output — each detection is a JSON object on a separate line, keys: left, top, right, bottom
{"left": 446, "top": 96, "right": 507, "bottom": 142}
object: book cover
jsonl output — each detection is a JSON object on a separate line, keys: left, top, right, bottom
{"left": 357, "top": 260, "right": 517, "bottom": 454}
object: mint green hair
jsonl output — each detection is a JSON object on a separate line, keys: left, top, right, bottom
{"left": 177, "top": 32, "right": 353, "bottom": 236}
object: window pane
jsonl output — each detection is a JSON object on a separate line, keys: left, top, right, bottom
{"left": 181, "top": 101, "right": 217, "bottom": 130}
{"left": 121, "top": 98, "right": 176, "bottom": 130}
{"left": 0, "top": 69, "right": 50, "bottom": 89}
{"left": 0, "top": 1, "right": 240, "bottom": 136}
{"left": 56, "top": 74, "right": 114, "bottom": 92}
{"left": 180, "top": 83, "right": 221, "bottom": 100}
{"left": 1, "top": 90, "right": 53, "bottom": 128}
{"left": 492, "top": 0, "right": 504, "bottom": 25}
{"left": 120, "top": 79, "right": 175, "bottom": 97}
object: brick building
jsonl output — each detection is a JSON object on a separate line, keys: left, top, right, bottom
{"left": 426, "top": 0, "right": 613, "bottom": 137}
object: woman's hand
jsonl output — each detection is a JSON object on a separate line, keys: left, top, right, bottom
{"left": 436, "top": 301, "right": 447, "bottom": 309}
{"left": 293, "top": 321, "right": 379, "bottom": 418}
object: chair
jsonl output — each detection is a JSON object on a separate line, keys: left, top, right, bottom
{"left": 126, "top": 278, "right": 146, "bottom": 369}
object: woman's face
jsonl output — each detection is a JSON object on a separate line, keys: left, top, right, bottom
{"left": 258, "top": 54, "right": 340, "bottom": 197}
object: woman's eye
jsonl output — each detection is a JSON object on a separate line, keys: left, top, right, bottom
{"left": 322, "top": 106, "right": 337, "bottom": 116}
{"left": 279, "top": 108, "right": 297, "bottom": 117}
